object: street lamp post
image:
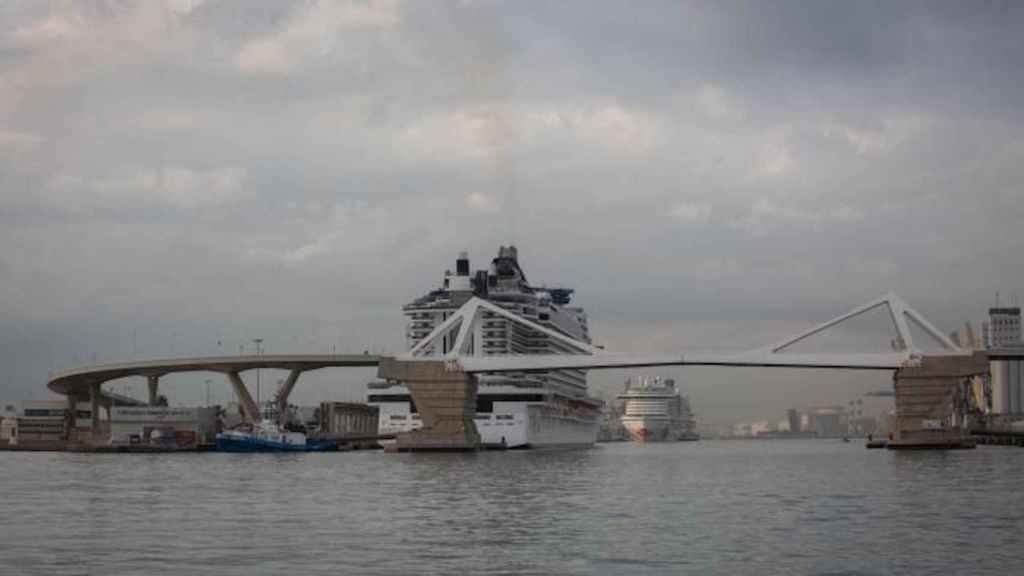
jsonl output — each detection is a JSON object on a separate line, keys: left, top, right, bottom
{"left": 205, "top": 378, "right": 212, "bottom": 407}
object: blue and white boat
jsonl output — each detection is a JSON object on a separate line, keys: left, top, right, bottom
{"left": 216, "top": 420, "right": 334, "bottom": 452}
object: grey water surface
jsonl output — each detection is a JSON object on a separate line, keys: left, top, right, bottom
{"left": 2, "top": 440, "right": 1022, "bottom": 575}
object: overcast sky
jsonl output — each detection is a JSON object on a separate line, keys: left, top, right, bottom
{"left": 2, "top": 1, "right": 1022, "bottom": 423}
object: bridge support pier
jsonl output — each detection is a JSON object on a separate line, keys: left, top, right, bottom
{"left": 225, "top": 371, "right": 261, "bottom": 423}
{"left": 889, "top": 352, "right": 989, "bottom": 450}
{"left": 377, "top": 358, "right": 480, "bottom": 451}
{"left": 147, "top": 375, "right": 160, "bottom": 406}
{"left": 89, "top": 382, "right": 101, "bottom": 442}
{"left": 274, "top": 369, "right": 303, "bottom": 427}
{"left": 64, "top": 393, "right": 77, "bottom": 441}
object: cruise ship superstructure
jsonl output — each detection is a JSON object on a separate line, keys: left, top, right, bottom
{"left": 368, "top": 246, "right": 602, "bottom": 448}
{"left": 617, "top": 376, "right": 699, "bottom": 442}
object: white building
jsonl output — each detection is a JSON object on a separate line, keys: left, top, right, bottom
{"left": 732, "top": 422, "right": 752, "bottom": 437}
{"left": 109, "top": 406, "right": 218, "bottom": 448}
{"left": 991, "top": 354, "right": 1024, "bottom": 415}
{"left": 807, "top": 406, "right": 848, "bottom": 438}
{"left": 1, "top": 400, "right": 93, "bottom": 447}
{"left": 984, "top": 307, "right": 1022, "bottom": 349}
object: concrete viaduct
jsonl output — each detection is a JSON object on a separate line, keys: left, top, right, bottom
{"left": 47, "top": 354, "right": 381, "bottom": 436}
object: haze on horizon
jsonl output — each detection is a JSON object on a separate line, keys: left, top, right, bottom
{"left": 2, "top": 1, "right": 1022, "bottom": 424}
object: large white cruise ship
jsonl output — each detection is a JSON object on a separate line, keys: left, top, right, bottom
{"left": 617, "top": 376, "right": 699, "bottom": 442}
{"left": 368, "top": 246, "right": 602, "bottom": 448}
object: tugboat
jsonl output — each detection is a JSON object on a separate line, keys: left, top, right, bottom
{"left": 215, "top": 420, "right": 335, "bottom": 452}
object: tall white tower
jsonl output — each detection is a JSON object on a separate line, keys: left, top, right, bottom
{"left": 985, "top": 307, "right": 1022, "bottom": 349}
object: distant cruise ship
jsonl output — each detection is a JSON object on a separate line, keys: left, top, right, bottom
{"left": 367, "top": 246, "right": 602, "bottom": 448}
{"left": 617, "top": 376, "right": 699, "bottom": 442}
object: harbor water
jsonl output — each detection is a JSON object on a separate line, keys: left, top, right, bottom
{"left": 2, "top": 440, "right": 1022, "bottom": 575}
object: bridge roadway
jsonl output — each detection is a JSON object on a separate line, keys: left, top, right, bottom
{"left": 46, "top": 348, "right": 908, "bottom": 424}
{"left": 48, "top": 354, "right": 382, "bottom": 426}
{"left": 454, "top": 351, "right": 913, "bottom": 373}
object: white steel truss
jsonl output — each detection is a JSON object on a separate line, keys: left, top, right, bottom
{"left": 402, "top": 292, "right": 966, "bottom": 374}
{"left": 405, "top": 296, "right": 604, "bottom": 359}
{"left": 765, "top": 292, "right": 962, "bottom": 355}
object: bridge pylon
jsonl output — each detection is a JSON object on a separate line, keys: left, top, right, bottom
{"left": 377, "top": 358, "right": 481, "bottom": 451}
{"left": 889, "top": 352, "right": 989, "bottom": 449}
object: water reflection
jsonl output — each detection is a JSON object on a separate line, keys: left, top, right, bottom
{"left": 1, "top": 441, "right": 1022, "bottom": 575}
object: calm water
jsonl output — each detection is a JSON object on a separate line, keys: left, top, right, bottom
{"left": 2, "top": 440, "right": 1022, "bottom": 575}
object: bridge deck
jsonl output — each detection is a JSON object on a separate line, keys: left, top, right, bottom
{"left": 455, "top": 351, "right": 916, "bottom": 373}
{"left": 48, "top": 354, "right": 382, "bottom": 398}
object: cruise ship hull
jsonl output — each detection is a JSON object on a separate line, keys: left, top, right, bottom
{"left": 622, "top": 418, "right": 672, "bottom": 442}
{"left": 522, "top": 404, "right": 600, "bottom": 448}
{"left": 379, "top": 408, "right": 600, "bottom": 450}
{"left": 372, "top": 386, "right": 600, "bottom": 450}
{"left": 621, "top": 417, "right": 697, "bottom": 442}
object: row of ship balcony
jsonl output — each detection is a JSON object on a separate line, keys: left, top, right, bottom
{"left": 405, "top": 321, "right": 560, "bottom": 335}
{"left": 404, "top": 332, "right": 559, "bottom": 346}
{"left": 405, "top": 323, "right": 552, "bottom": 335}
{"left": 407, "top": 309, "right": 580, "bottom": 328}
{"left": 404, "top": 338, "right": 594, "bottom": 360}
{"left": 407, "top": 315, "right": 586, "bottom": 338}
{"left": 406, "top": 305, "right": 541, "bottom": 320}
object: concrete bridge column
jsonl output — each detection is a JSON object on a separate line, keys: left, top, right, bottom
{"left": 890, "top": 352, "right": 989, "bottom": 449}
{"left": 377, "top": 358, "right": 480, "bottom": 451}
{"left": 226, "top": 371, "right": 261, "bottom": 423}
{"left": 89, "top": 382, "right": 101, "bottom": 442}
{"left": 274, "top": 369, "right": 303, "bottom": 426}
{"left": 64, "top": 393, "right": 77, "bottom": 441}
{"left": 147, "top": 375, "right": 160, "bottom": 406}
